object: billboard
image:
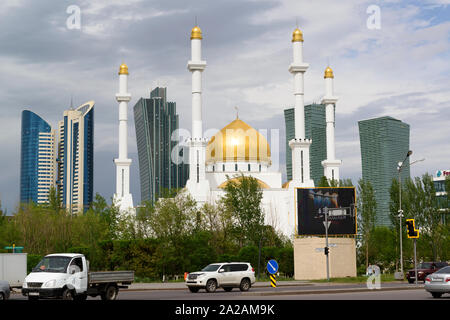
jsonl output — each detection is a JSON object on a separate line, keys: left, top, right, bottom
{"left": 297, "top": 187, "right": 357, "bottom": 236}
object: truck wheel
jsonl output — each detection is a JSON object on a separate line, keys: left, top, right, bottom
{"left": 205, "top": 279, "right": 217, "bottom": 293}
{"left": 62, "top": 288, "right": 74, "bottom": 300}
{"left": 101, "top": 285, "right": 118, "bottom": 300}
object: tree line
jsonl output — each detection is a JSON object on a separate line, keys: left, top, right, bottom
{"left": 0, "top": 175, "right": 293, "bottom": 279}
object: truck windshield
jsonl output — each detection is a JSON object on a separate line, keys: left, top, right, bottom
{"left": 32, "top": 256, "right": 72, "bottom": 273}
{"left": 201, "top": 264, "right": 221, "bottom": 272}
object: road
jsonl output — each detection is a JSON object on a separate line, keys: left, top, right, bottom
{"left": 8, "top": 282, "right": 446, "bottom": 300}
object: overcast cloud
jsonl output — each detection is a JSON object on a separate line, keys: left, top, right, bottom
{"left": 0, "top": 0, "right": 449, "bottom": 213}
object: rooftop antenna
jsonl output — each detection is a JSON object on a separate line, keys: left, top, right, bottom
{"left": 70, "top": 94, "right": 74, "bottom": 110}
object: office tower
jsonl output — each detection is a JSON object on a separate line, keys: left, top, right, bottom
{"left": 284, "top": 104, "right": 327, "bottom": 185}
{"left": 20, "top": 110, "right": 57, "bottom": 204}
{"left": 358, "top": 116, "right": 410, "bottom": 227}
{"left": 57, "top": 101, "right": 95, "bottom": 214}
{"left": 134, "top": 87, "right": 188, "bottom": 203}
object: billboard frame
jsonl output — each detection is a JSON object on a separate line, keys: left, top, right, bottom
{"left": 294, "top": 187, "right": 358, "bottom": 237}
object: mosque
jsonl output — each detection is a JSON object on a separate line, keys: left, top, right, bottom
{"left": 184, "top": 25, "right": 342, "bottom": 238}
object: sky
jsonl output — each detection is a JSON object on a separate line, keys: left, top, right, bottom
{"left": 0, "top": 0, "right": 449, "bottom": 213}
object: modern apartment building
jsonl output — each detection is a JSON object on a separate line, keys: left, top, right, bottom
{"left": 358, "top": 116, "right": 410, "bottom": 227}
{"left": 20, "top": 101, "right": 94, "bottom": 214}
{"left": 284, "top": 103, "right": 327, "bottom": 185}
{"left": 134, "top": 87, "right": 188, "bottom": 203}
{"left": 57, "top": 101, "right": 95, "bottom": 214}
{"left": 20, "top": 110, "right": 57, "bottom": 204}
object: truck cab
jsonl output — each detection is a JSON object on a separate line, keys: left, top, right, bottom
{"left": 22, "top": 253, "right": 88, "bottom": 300}
{"left": 22, "top": 253, "right": 134, "bottom": 300}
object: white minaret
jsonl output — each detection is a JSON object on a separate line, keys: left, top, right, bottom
{"left": 185, "top": 25, "right": 210, "bottom": 203}
{"left": 321, "top": 66, "right": 342, "bottom": 182}
{"left": 114, "top": 63, "right": 134, "bottom": 214}
{"left": 288, "top": 28, "right": 314, "bottom": 188}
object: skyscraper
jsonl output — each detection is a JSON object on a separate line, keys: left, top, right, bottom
{"left": 284, "top": 103, "right": 327, "bottom": 185}
{"left": 57, "top": 101, "right": 95, "bottom": 214}
{"left": 134, "top": 87, "right": 188, "bottom": 203}
{"left": 20, "top": 110, "right": 57, "bottom": 204}
{"left": 358, "top": 116, "right": 410, "bottom": 227}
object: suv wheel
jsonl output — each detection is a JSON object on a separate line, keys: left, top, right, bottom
{"left": 205, "top": 279, "right": 217, "bottom": 293}
{"left": 239, "top": 278, "right": 251, "bottom": 292}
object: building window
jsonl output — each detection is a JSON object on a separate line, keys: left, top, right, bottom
{"left": 259, "top": 164, "right": 261, "bottom": 172}
{"left": 248, "top": 164, "right": 251, "bottom": 172}
{"left": 212, "top": 165, "right": 215, "bottom": 172}
{"left": 235, "top": 164, "right": 238, "bottom": 172}
{"left": 223, "top": 164, "right": 225, "bottom": 172}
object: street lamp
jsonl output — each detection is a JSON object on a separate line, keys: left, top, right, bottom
{"left": 396, "top": 151, "right": 425, "bottom": 280}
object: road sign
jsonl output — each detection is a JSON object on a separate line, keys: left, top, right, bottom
{"left": 267, "top": 259, "right": 278, "bottom": 274}
{"left": 323, "top": 221, "right": 331, "bottom": 230}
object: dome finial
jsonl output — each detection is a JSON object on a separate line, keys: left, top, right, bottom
{"left": 324, "top": 66, "right": 334, "bottom": 79}
{"left": 191, "top": 25, "right": 202, "bottom": 40}
{"left": 119, "top": 63, "right": 129, "bottom": 75}
{"left": 234, "top": 106, "right": 239, "bottom": 119}
{"left": 292, "top": 27, "right": 303, "bottom": 42}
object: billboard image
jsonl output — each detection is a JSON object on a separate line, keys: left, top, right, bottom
{"left": 297, "top": 187, "right": 357, "bottom": 236}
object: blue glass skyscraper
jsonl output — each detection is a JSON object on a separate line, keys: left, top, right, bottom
{"left": 20, "top": 110, "right": 56, "bottom": 204}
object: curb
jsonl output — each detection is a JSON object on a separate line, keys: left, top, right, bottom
{"left": 241, "top": 285, "right": 424, "bottom": 296}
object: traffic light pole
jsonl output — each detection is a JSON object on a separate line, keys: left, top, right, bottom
{"left": 414, "top": 238, "right": 417, "bottom": 285}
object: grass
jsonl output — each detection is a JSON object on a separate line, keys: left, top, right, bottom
{"left": 309, "top": 273, "right": 399, "bottom": 283}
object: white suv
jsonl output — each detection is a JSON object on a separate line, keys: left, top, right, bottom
{"left": 186, "top": 262, "right": 256, "bottom": 293}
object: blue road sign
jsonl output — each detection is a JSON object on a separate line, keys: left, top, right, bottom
{"left": 267, "top": 259, "right": 279, "bottom": 274}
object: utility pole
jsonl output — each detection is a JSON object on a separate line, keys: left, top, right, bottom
{"left": 324, "top": 207, "right": 330, "bottom": 282}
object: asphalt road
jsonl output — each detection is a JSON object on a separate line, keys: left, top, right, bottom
{"left": 7, "top": 282, "right": 446, "bottom": 300}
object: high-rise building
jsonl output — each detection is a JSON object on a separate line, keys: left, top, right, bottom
{"left": 134, "top": 87, "right": 188, "bottom": 203}
{"left": 358, "top": 116, "right": 410, "bottom": 227}
{"left": 20, "top": 110, "right": 57, "bottom": 204}
{"left": 284, "top": 104, "right": 327, "bottom": 185}
{"left": 57, "top": 101, "right": 95, "bottom": 214}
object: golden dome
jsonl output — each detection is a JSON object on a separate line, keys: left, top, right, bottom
{"left": 119, "top": 63, "right": 129, "bottom": 75}
{"left": 218, "top": 176, "right": 270, "bottom": 189}
{"left": 206, "top": 118, "right": 271, "bottom": 164}
{"left": 292, "top": 28, "right": 303, "bottom": 42}
{"left": 324, "top": 66, "right": 334, "bottom": 78}
{"left": 191, "top": 26, "right": 202, "bottom": 40}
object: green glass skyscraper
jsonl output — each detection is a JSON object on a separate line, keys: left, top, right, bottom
{"left": 134, "top": 87, "right": 188, "bottom": 203}
{"left": 358, "top": 116, "right": 410, "bottom": 227}
{"left": 284, "top": 104, "right": 327, "bottom": 185}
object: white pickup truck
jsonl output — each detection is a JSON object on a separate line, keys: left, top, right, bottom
{"left": 22, "top": 253, "right": 134, "bottom": 300}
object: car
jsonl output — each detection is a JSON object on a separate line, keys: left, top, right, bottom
{"left": 406, "top": 262, "right": 448, "bottom": 283}
{"left": 424, "top": 266, "right": 450, "bottom": 298}
{"left": 185, "top": 262, "right": 256, "bottom": 293}
{"left": 0, "top": 280, "right": 11, "bottom": 300}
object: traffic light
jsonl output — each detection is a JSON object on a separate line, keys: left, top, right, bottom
{"left": 324, "top": 247, "right": 329, "bottom": 255}
{"left": 405, "top": 219, "right": 419, "bottom": 238}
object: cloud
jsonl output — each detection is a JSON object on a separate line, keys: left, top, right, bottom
{"left": 0, "top": 0, "right": 448, "bottom": 212}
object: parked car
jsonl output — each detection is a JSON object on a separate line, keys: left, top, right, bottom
{"left": 424, "top": 266, "right": 450, "bottom": 298}
{"left": 406, "top": 262, "right": 448, "bottom": 283}
{"left": 186, "top": 262, "right": 255, "bottom": 293}
{"left": 0, "top": 280, "right": 11, "bottom": 300}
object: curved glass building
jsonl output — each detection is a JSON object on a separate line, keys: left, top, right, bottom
{"left": 20, "top": 110, "right": 57, "bottom": 204}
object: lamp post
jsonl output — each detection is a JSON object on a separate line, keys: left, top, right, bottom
{"left": 397, "top": 151, "right": 425, "bottom": 279}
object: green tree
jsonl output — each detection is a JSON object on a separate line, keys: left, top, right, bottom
{"left": 357, "top": 178, "right": 377, "bottom": 268}
{"left": 221, "top": 174, "right": 264, "bottom": 247}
